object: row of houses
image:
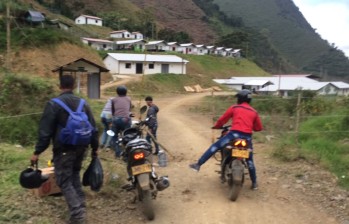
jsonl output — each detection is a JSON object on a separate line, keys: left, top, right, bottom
{"left": 81, "top": 38, "right": 241, "bottom": 57}
{"left": 214, "top": 75, "right": 349, "bottom": 96}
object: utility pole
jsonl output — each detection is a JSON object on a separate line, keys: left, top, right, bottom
{"left": 6, "top": 2, "right": 11, "bottom": 71}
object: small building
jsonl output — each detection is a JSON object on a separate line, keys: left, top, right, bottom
{"left": 24, "top": 10, "right": 45, "bottom": 25}
{"left": 52, "top": 58, "right": 109, "bottom": 99}
{"left": 110, "top": 30, "right": 132, "bottom": 39}
{"left": 194, "top": 44, "right": 208, "bottom": 55}
{"left": 164, "top": 42, "right": 180, "bottom": 52}
{"left": 103, "top": 53, "right": 189, "bottom": 75}
{"left": 331, "top": 82, "right": 349, "bottom": 96}
{"left": 206, "top": 46, "right": 215, "bottom": 55}
{"left": 81, "top": 37, "right": 114, "bottom": 51}
{"left": 179, "top": 43, "right": 195, "bottom": 54}
{"left": 115, "top": 39, "right": 146, "bottom": 51}
{"left": 75, "top": 15, "right": 103, "bottom": 26}
{"left": 214, "top": 47, "right": 225, "bottom": 56}
{"left": 131, "top": 32, "right": 144, "bottom": 39}
{"left": 145, "top": 40, "right": 167, "bottom": 51}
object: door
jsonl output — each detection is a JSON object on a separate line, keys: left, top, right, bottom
{"left": 161, "top": 64, "right": 169, "bottom": 74}
{"left": 136, "top": 63, "right": 143, "bottom": 74}
{"left": 87, "top": 73, "right": 100, "bottom": 99}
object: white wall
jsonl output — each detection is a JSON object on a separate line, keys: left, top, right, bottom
{"left": 75, "top": 16, "right": 102, "bottom": 26}
{"left": 103, "top": 56, "right": 186, "bottom": 74}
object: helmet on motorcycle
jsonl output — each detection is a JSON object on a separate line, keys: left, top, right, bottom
{"left": 19, "top": 167, "right": 48, "bottom": 189}
{"left": 236, "top": 89, "right": 252, "bottom": 104}
{"left": 116, "top": 85, "right": 127, "bottom": 96}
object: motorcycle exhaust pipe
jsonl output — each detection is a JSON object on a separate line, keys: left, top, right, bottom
{"left": 156, "top": 176, "right": 170, "bottom": 191}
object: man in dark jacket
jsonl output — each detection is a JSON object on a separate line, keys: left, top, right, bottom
{"left": 30, "top": 75, "right": 99, "bottom": 224}
{"left": 189, "top": 89, "right": 263, "bottom": 190}
{"left": 144, "top": 96, "right": 160, "bottom": 155}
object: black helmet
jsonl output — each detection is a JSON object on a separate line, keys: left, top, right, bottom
{"left": 19, "top": 167, "right": 48, "bottom": 189}
{"left": 236, "top": 89, "right": 252, "bottom": 104}
{"left": 116, "top": 85, "right": 127, "bottom": 96}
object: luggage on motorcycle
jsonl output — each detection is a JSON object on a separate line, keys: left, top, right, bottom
{"left": 126, "top": 138, "right": 152, "bottom": 151}
{"left": 83, "top": 156, "right": 104, "bottom": 192}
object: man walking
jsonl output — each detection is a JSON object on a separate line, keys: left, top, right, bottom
{"left": 30, "top": 75, "right": 99, "bottom": 224}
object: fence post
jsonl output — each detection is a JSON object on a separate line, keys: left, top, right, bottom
{"left": 295, "top": 92, "right": 302, "bottom": 144}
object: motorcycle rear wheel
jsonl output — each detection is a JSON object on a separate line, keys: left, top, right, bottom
{"left": 141, "top": 189, "right": 155, "bottom": 220}
{"left": 228, "top": 160, "right": 244, "bottom": 201}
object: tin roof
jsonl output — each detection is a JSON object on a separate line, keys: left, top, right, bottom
{"left": 106, "top": 53, "right": 189, "bottom": 63}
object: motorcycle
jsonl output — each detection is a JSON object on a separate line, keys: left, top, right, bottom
{"left": 108, "top": 106, "right": 170, "bottom": 220}
{"left": 215, "top": 126, "right": 250, "bottom": 201}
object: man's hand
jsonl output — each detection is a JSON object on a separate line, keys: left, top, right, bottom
{"left": 30, "top": 154, "right": 39, "bottom": 166}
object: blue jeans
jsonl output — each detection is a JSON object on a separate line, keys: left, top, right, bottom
{"left": 112, "top": 117, "right": 131, "bottom": 157}
{"left": 146, "top": 125, "right": 160, "bottom": 153}
{"left": 197, "top": 131, "right": 257, "bottom": 183}
{"left": 100, "top": 117, "right": 112, "bottom": 146}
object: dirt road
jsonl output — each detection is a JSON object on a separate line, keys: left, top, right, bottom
{"left": 119, "top": 92, "right": 341, "bottom": 224}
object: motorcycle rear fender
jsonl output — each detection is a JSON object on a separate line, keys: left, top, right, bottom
{"left": 136, "top": 173, "right": 151, "bottom": 190}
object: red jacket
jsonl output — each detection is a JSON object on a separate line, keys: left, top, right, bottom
{"left": 213, "top": 102, "right": 263, "bottom": 134}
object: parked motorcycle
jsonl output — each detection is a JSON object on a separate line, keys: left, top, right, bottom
{"left": 108, "top": 106, "right": 170, "bottom": 220}
{"left": 215, "top": 126, "right": 250, "bottom": 201}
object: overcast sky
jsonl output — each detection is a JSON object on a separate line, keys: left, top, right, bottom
{"left": 293, "top": 0, "right": 349, "bottom": 57}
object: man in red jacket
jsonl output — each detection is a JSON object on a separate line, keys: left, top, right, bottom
{"left": 189, "top": 89, "right": 263, "bottom": 190}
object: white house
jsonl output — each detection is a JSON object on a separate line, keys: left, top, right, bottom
{"left": 103, "top": 53, "right": 189, "bottom": 75}
{"left": 193, "top": 45, "right": 208, "bottom": 55}
{"left": 115, "top": 39, "right": 146, "bottom": 51}
{"left": 214, "top": 47, "right": 225, "bottom": 56}
{"left": 164, "top": 42, "right": 180, "bottom": 52}
{"left": 75, "top": 15, "right": 103, "bottom": 26}
{"left": 110, "top": 30, "right": 132, "bottom": 39}
{"left": 206, "top": 46, "right": 215, "bottom": 55}
{"left": 131, "top": 32, "right": 144, "bottom": 39}
{"left": 81, "top": 37, "right": 113, "bottom": 51}
{"left": 145, "top": 40, "right": 167, "bottom": 51}
{"left": 179, "top": 43, "right": 195, "bottom": 54}
{"left": 331, "top": 82, "right": 349, "bottom": 96}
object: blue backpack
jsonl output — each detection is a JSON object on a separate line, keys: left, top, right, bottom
{"left": 52, "top": 98, "right": 94, "bottom": 146}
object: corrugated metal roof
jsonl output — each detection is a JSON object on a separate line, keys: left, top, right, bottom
{"left": 245, "top": 80, "right": 274, "bottom": 86}
{"left": 79, "top": 14, "right": 102, "bottom": 20}
{"left": 180, "top": 43, "right": 194, "bottom": 47}
{"left": 82, "top": 37, "right": 113, "bottom": 43}
{"left": 107, "top": 53, "right": 189, "bottom": 63}
{"left": 27, "top": 10, "right": 45, "bottom": 22}
{"left": 330, "top": 81, "right": 349, "bottom": 89}
{"left": 146, "top": 40, "right": 165, "bottom": 45}
{"left": 110, "top": 30, "right": 129, "bottom": 34}
{"left": 167, "top": 42, "right": 178, "bottom": 46}
{"left": 116, "top": 39, "right": 145, "bottom": 44}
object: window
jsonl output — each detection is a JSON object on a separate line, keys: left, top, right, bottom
{"left": 149, "top": 64, "right": 154, "bottom": 69}
{"left": 125, "top": 63, "right": 131, "bottom": 69}
{"left": 95, "top": 20, "right": 98, "bottom": 23}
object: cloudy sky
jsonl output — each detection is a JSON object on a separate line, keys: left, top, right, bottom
{"left": 292, "top": 0, "right": 349, "bottom": 57}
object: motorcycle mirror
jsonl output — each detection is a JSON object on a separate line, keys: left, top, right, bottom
{"left": 106, "top": 130, "right": 115, "bottom": 136}
{"left": 140, "top": 105, "right": 147, "bottom": 114}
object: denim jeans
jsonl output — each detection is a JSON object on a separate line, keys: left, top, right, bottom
{"left": 146, "top": 125, "right": 160, "bottom": 153}
{"left": 100, "top": 116, "right": 112, "bottom": 146}
{"left": 112, "top": 117, "right": 131, "bottom": 157}
{"left": 197, "top": 131, "right": 257, "bottom": 183}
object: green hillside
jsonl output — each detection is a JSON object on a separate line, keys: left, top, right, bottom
{"left": 212, "top": 0, "right": 349, "bottom": 80}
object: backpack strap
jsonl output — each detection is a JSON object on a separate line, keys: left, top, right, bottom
{"left": 52, "top": 98, "right": 74, "bottom": 114}
{"left": 76, "top": 99, "right": 85, "bottom": 113}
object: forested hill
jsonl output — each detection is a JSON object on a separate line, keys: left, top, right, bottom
{"left": 1, "top": 0, "right": 349, "bottom": 80}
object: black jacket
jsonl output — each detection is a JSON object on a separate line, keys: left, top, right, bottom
{"left": 34, "top": 91, "right": 99, "bottom": 155}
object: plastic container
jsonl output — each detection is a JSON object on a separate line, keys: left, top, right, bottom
{"left": 158, "top": 150, "right": 167, "bottom": 167}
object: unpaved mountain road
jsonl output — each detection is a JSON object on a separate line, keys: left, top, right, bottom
{"left": 101, "top": 92, "right": 344, "bottom": 224}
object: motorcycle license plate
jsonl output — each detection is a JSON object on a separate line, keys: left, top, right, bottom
{"left": 232, "top": 149, "right": 249, "bottom": 159}
{"left": 131, "top": 164, "right": 152, "bottom": 175}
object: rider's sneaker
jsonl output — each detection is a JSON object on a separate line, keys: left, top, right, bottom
{"left": 251, "top": 182, "right": 258, "bottom": 190}
{"left": 189, "top": 163, "right": 200, "bottom": 172}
